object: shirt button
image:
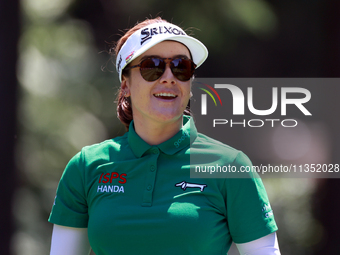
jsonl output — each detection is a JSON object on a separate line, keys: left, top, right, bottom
{"left": 150, "top": 165, "right": 155, "bottom": 172}
{"left": 147, "top": 185, "right": 152, "bottom": 191}
{"left": 152, "top": 148, "right": 159, "bottom": 154}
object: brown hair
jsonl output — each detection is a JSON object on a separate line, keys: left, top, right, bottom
{"left": 113, "top": 17, "right": 191, "bottom": 131}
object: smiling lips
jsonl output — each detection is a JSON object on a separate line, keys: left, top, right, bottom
{"left": 154, "top": 92, "right": 178, "bottom": 100}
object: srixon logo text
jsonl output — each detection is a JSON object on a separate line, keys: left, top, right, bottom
{"left": 201, "top": 84, "right": 312, "bottom": 128}
{"left": 140, "top": 25, "right": 185, "bottom": 45}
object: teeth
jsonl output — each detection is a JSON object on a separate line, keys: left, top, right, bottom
{"left": 154, "top": 93, "right": 176, "bottom": 97}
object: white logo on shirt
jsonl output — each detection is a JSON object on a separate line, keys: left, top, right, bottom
{"left": 97, "top": 185, "right": 124, "bottom": 193}
{"left": 175, "top": 181, "right": 207, "bottom": 192}
{"left": 262, "top": 203, "right": 273, "bottom": 218}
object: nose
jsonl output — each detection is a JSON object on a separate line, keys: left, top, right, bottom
{"left": 159, "top": 61, "right": 176, "bottom": 84}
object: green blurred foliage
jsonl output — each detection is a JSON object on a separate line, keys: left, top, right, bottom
{"left": 15, "top": 1, "right": 122, "bottom": 253}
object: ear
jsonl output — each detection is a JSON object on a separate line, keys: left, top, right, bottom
{"left": 121, "top": 75, "right": 131, "bottom": 97}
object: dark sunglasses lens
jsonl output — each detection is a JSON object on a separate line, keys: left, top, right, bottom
{"left": 140, "top": 58, "right": 165, "bottom": 81}
{"left": 171, "top": 59, "right": 195, "bottom": 81}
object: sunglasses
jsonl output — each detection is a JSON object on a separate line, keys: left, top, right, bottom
{"left": 124, "top": 57, "right": 197, "bottom": 82}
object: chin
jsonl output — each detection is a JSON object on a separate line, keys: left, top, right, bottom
{"left": 153, "top": 111, "right": 183, "bottom": 123}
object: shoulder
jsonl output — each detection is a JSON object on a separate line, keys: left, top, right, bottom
{"left": 82, "top": 133, "right": 128, "bottom": 154}
{"left": 70, "top": 133, "right": 131, "bottom": 167}
{"left": 192, "top": 132, "right": 252, "bottom": 166}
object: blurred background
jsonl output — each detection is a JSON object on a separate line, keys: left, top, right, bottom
{"left": 1, "top": 0, "right": 340, "bottom": 254}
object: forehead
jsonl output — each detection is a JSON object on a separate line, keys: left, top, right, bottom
{"left": 136, "top": 40, "right": 191, "bottom": 61}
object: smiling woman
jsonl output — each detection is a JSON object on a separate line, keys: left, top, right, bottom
{"left": 48, "top": 17, "right": 280, "bottom": 255}
{"left": 114, "top": 18, "right": 206, "bottom": 133}
{"left": 121, "top": 41, "right": 193, "bottom": 145}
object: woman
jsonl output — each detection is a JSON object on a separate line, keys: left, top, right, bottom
{"left": 49, "top": 17, "right": 280, "bottom": 254}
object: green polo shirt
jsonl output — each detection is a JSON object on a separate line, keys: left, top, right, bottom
{"left": 49, "top": 116, "right": 277, "bottom": 255}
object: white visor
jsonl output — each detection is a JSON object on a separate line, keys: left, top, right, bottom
{"left": 116, "top": 22, "right": 208, "bottom": 82}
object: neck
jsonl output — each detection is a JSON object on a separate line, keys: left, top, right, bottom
{"left": 133, "top": 116, "right": 183, "bottom": 145}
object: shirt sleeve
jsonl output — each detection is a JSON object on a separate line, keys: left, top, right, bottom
{"left": 225, "top": 152, "right": 278, "bottom": 243}
{"left": 48, "top": 151, "right": 89, "bottom": 228}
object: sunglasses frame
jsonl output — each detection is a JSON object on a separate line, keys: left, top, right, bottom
{"left": 123, "top": 57, "right": 197, "bottom": 82}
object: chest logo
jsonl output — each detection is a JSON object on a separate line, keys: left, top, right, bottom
{"left": 97, "top": 172, "right": 127, "bottom": 193}
{"left": 175, "top": 181, "right": 207, "bottom": 192}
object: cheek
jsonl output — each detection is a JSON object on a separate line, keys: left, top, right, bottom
{"left": 130, "top": 87, "right": 149, "bottom": 108}
{"left": 184, "top": 83, "right": 192, "bottom": 98}
{"left": 181, "top": 87, "right": 191, "bottom": 107}
{"left": 128, "top": 77, "right": 144, "bottom": 99}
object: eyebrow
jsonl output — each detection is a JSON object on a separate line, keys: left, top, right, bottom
{"left": 140, "top": 54, "right": 190, "bottom": 61}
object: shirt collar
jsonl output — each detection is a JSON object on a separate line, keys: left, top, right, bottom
{"left": 128, "top": 115, "right": 197, "bottom": 157}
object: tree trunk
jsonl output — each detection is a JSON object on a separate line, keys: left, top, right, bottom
{"left": 0, "top": 0, "right": 19, "bottom": 254}
{"left": 312, "top": 1, "right": 340, "bottom": 254}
